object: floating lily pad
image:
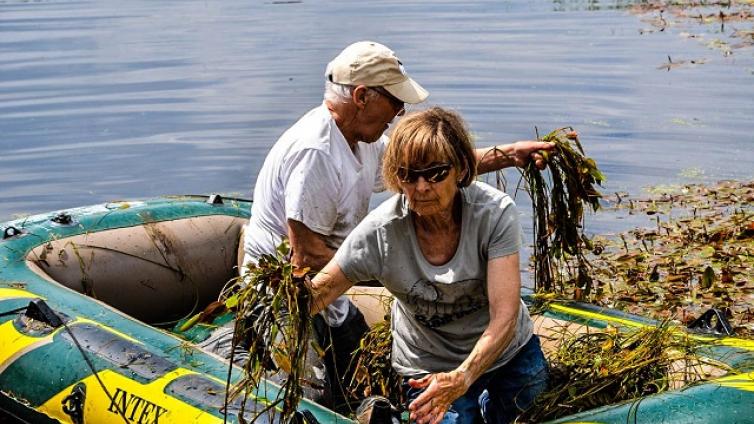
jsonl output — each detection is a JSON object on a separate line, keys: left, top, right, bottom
{"left": 538, "top": 180, "right": 754, "bottom": 337}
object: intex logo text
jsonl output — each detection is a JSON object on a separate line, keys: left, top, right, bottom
{"left": 107, "top": 388, "right": 169, "bottom": 424}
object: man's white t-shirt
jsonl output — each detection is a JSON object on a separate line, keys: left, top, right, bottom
{"left": 244, "top": 103, "right": 386, "bottom": 325}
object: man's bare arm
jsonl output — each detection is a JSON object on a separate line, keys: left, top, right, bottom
{"left": 287, "top": 219, "right": 335, "bottom": 271}
{"left": 474, "top": 141, "right": 554, "bottom": 174}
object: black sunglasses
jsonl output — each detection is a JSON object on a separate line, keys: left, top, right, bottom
{"left": 397, "top": 163, "right": 453, "bottom": 184}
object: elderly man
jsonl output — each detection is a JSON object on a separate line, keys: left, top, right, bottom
{"left": 227, "top": 41, "right": 550, "bottom": 412}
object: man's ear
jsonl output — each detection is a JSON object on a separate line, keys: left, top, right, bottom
{"left": 352, "top": 85, "right": 369, "bottom": 110}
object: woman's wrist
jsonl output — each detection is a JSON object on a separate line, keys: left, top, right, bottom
{"left": 454, "top": 367, "right": 473, "bottom": 390}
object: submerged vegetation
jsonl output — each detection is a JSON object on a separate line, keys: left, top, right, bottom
{"left": 583, "top": 180, "right": 754, "bottom": 336}
{"left": 630, "top": 0, "right": 754, "bottom": 66}
{"left": 522, "top": 127, "right": 605, "bottom": 295}
{"left": 521, "top": 322, "right": 731, "bottom": 422}
{"left": 513, "top": 129, "right": 751, "bottom": 419}
{"left": 220, "top": 242, "right": 316, "bottom": 422}
{"left": 347, "top": 316, "right": 405, "bottom": 408}
{"left": 517, "top": 126, "right": 752, "bottom": 337}
{"left": 521, "top": 178, "right": 753, "bottom": 420}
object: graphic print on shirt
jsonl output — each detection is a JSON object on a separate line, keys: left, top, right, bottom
{"left": 406, "top": 278, "right": 487, "bottom": 328}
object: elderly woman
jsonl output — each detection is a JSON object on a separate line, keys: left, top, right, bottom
{"left": 309, "top": 107, "right": 548, "bottom": 424}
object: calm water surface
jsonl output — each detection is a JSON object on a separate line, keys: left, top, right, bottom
{"left": 2, "top": 0, "right": 753, "bottom": 243}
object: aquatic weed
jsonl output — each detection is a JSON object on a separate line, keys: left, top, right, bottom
{"left": 522, "top": 127, "right": 604, "bottom": 296}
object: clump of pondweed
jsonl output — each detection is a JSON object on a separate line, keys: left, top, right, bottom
{"left": 521, "top": 322, "right": 728, "bottom": 422}
{"left": 348, "top": 314, "right": 405, "bottom": 409}
{"left": 523, "top": 127, "right": 604, "bottom": 296}
{"left": 221, "top": 241, "right": 315, "bottom": 422}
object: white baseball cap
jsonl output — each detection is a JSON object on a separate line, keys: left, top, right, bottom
{"left": 326, "top": 41, "right": 429, "bottom": 104}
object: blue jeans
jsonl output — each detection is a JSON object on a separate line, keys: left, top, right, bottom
{"left": 404, "top": 335, "right": 548, "bottom": 424}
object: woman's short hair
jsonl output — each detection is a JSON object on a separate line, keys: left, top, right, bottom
{"left": 383, "top": 107, "right": 477, "bottom": 192}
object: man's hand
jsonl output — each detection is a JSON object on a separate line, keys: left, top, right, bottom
{"left": 287, "top": 219, "right": 335, "bottom": 271}
{"left": 475, "top": 140, "right": 555, "bottom": 174}
{"left": 509, "top": 140, "right": 555, "bottom": 169}
{"left": 407, "top": 370, "right": 469, "bottom": 424}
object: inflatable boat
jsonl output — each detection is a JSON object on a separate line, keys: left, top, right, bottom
{"left": 0, "top": 195, "right": 350, "bottom": 423}
{"left": 1, "top": 195, "right": 753, "bottom": 423}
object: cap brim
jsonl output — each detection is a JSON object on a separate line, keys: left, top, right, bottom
{"left": 383, "top": 77, "right": 429, "bottom": 104}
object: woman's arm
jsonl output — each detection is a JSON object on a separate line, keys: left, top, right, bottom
{"left": 454, "top": 253, "right": 521, "bottom": 381}
{"left": 308, "top": 259, "right": 356, "bottom": 316}
{"left": 407, "top": 253, "right": 521, "bottom": 424}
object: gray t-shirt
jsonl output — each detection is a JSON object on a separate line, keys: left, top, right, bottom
{"left": 335, "top": 181, "right": 534, "bottom": 377}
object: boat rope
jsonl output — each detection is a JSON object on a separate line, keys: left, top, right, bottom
{"left": 60, "top": 318, "right": 132, "bottom": 424}
{"left": 0, "top": 306, "right": 28, "bottom": 317}
{"left": 1, "top": 302, "right": 131, "bottom": 423}
{"left": 223, "top": 325, "right": 238, "bottom": 424}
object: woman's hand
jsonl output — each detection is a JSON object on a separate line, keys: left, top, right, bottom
{"left": 308, "top": 261, "right": 355, "bottom": 316}
{"left": 405, "top": 254, "right": 520, "bottom": 422}
{"left": 407, "top": 370, "right": 469, "bottom": 424}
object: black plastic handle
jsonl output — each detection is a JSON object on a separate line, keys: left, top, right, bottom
{"left": 688, "top": 308, "right": 734, "bottom": 336}
{"left": 2, "top": 226, "right": 22, "bottom": 240}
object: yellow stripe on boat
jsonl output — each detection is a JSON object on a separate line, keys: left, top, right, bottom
{"left": 74, "top": 317, "right": 142, "bottom": 344}
{"left": 0, "top": 320, "right": 55, "bottom": 374}
{"left": 0, "top": 287, "right": 39, "bottom": 301}
{"left": 715, "top": 372, "right": 754, "bottom": 392}
{"left": 0, "top": 311, "right": 142, "bottom": 376}
{"left": 40, "top": 368, "right": 222, "bottom": 424}
{"left": 550, "top": 303, "right": 649, "bottom": 329}
{"left": 704, "top": 336, "right": 754, "bottom": 351}
{"left": 550, "top": 303, "right": 754, "bottom": 351}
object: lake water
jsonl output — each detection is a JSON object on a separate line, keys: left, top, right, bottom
{"left": 2, "top": 0, "right": 753, "bottom": 240}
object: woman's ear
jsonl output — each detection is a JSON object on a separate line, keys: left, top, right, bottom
{"left": 457, "top": 166, "right": 468, "bottom": 185}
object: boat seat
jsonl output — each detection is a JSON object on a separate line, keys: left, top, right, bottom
{"left": 26, "top": 215, "right": 246, "bottom": 326}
